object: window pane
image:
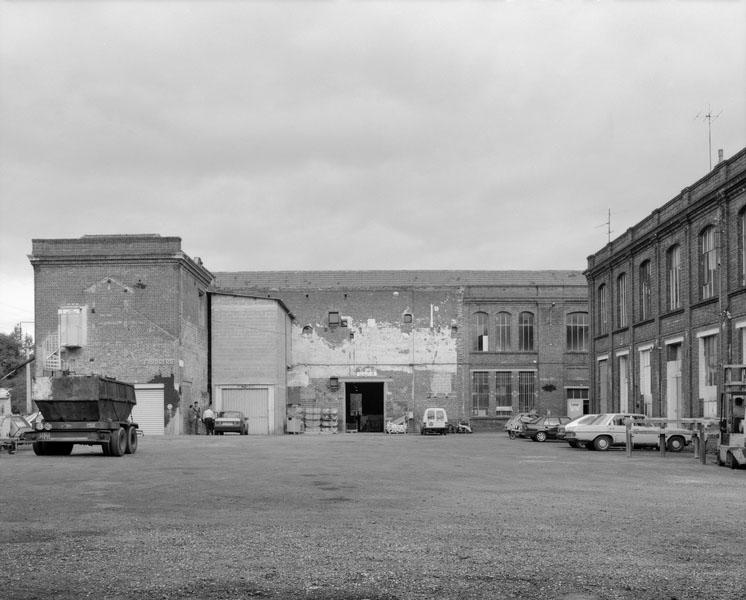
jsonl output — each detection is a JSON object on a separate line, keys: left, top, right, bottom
{"left": 495, "top": 312, "right": 511, "bottom": 351}
{"left": 495, "top": 372, "right": 512, "bottom": 408}
{"left": 598, "top": 284, "right": 608, "bottom": 334}
{"left": 471, "top": 371, "right": 489, "bottom": 416}
{"left": 667, "top": 245, "right": 681, "bottom": 310}
{"left": 519, "top": 312, "right": 534, "bottom": 351}
{"left": 472, "top": 312, "right": 489, "bottom": 351}
{"left": 616, "top": 273, "right": 627, "bottom": 328}
{"left": 566, "top": 312, "right": 588, "bottom": 352}
{"left": 700, "top": 227, "right": 718, "bottom": 299}
{"left": 518, "top": 371, "right": 535, "bottom": 412}
{"left": 639, "top": 261, "right": 651, "bottom": 320}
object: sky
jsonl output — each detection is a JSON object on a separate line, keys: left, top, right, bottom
{"left": 1, "top": 1, "right": 745, "bottom": 337}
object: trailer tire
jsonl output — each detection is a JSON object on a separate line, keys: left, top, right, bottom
{"left": 54, "top": 442, "right": 74, "bottom": 456}
{"left": 109, "top": 427, "right": 126, "bottom": 457}
{"left": 125, "top": 426, "right": 138, "bottom": 454}
{"left": 33, "top": 441, "right": 48, "bottom": 456}
{"left": 102, "top": 443, "right": 110, "bottom": 456}
{"left": 726, "top": 451, "right": 739, "bottom": 470}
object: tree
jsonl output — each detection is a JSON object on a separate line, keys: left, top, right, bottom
{"left": 0, "top": 332, "right": 24, "bottom": 378}
{"left": 1, "top": 328, "right": 33, "bottom": 413}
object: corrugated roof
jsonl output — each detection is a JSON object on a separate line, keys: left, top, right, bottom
{"left": 213, "top": 270, "right": 586, "bottom": 290}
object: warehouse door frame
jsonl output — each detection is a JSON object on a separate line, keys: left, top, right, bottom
{"left": 343, "top": 379, "right": 386, "bottom": 433}
{"left": 215, "top": 384, "right": 274, "bottom": 435}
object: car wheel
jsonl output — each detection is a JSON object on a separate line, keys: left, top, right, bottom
{"left": 666, "top": 435, "right": 685, "bottom": 453}
{"left": 56, "top": 442, "right": 74, "bottom": 456}
{"left": 508, "top": 431, "right": 516, "bottom": 440}
{"left": 568, "top": 440, "right": 579, "bottom": 448}
{"left": 593, "top": 435, "right": 612, "bottom": 451}
{"left": 535, "top": 431, "right": 547, "bottom": 442}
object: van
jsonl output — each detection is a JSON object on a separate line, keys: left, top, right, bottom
{"left": 421, "top": 407, "right": 448, "bottom": 435}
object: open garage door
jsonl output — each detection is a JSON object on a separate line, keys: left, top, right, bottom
{"left": 218, "top": 386, "right": 272, "bottom": 434}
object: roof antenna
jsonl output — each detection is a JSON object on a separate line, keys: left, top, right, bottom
{"left": 694, "top": 104, "right": 722, "bottom": 171}
{"left": 596, "top": 208, "right": 612, "bottom": 245}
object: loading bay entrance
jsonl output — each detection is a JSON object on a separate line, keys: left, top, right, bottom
{"left": 345, "top": 381, "right": 384, "bottom": 432}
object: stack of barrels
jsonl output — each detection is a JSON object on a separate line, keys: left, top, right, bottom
{"left": 320, "top": 408, "right": 339, "bottom": 433}
{"left": 303, "top": 407, "right": 322, "bottom": 433}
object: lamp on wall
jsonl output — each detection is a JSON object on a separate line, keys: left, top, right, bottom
{"left": 329, "top": 376, "right": 339, "bottom": 391}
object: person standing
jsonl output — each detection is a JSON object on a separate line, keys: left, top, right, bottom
{"left": 202, "top": 405, "right": 215, "bottom": 435}
{"left": 189, "top": 402, "right": 201, "bottom": 435}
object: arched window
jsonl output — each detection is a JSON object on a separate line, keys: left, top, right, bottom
{"left": 639, "top": 260, "right": 651, "bottom": 320}
{"left": 699, "top": 226, "right": 718, "bottom": 299}
{"left": 471, "top": 311, "right": 489, "bottom": 351}
{"left": 666, "top": 245, "right": 681, "bottom": 310}
{"left": 518, "top": 312, "right": 534, "bottom": 351}
{"left": 616, "top": 273, "right": 628, "bottom": 328}
{"left": 597, "top": 284, "right": 608, "bottom": 334}
{"left": 566, "top": 312, "right": 588, "bottom": 352}
{"left": 495, "top": 312, "right": 511, "bottom": 351}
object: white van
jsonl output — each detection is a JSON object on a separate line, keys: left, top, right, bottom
{"left": 421, "top": 407, "right": 448, "bottom": 435}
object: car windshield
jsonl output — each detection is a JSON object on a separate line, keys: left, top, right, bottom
{"left": 220, "top": 411, "right": 241, "bottom": 419}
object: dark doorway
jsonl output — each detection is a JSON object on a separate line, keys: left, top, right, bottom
{"left": 345, "top": 381, "right": 384, "bottom": 432}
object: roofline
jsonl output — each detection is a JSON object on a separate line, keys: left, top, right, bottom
{"left": 207, "top": 290, "right": 295, "bottom": 321}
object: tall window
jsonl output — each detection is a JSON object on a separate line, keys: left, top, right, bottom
{"left": 639, "top": 260, "right": 651, "bottom": 320}
{"left": 471, "top": 371, "right": 489, "bottom": 416}
{"left": 495, "top": 372, "right": 512, "bottom": 413}
{"left": 495, "top": 312, "right": 511, "bottom": 351}
{"left": 566, "top": 312, "right": 589, "bottom": 352}
{"left": 472, "top": 311, "right": 489, "bottom": 351}
{"left": 699, "top": 226, "right": 718, "bottom": 300}
{"left": 666, "top": 245, "right": 681, "bottom": 311}
{"left": 518, "top": 312, "right": 534, "bottom": 351}
{"left": 740, "top": 209, "right": 746, "bottom": 286}
{"left": 518, "top": 371, "right": 536, "bottom": 412}
{"left": 616, "top": 273, "right": 628, "bottom": 328}
{"left": 598, "top": 284, "right": 608, "bottom": 334}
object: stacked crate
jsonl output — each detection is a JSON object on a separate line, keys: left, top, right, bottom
{"left": 303, "top": 407, "right": 321, "bottom": 433}
{"left": 320, "top": 408, "right": 338, "bottom": 433}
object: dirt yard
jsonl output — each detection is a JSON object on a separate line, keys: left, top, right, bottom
{"left": 1, "top": 432, "right": 744, "bottom": 600}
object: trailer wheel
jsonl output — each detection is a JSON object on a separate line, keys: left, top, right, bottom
{"left": 55, "top": 443, "right": 74, "bottom": 456}
{"left": 33, "top": 441, "right": 48, "bottom": 456}
{"left": 102, "top": 443, "right": 110, "bottom": 456}
{"left": 109, "top": 427, "right": 126, "bottom": 457}
{"left": 726, "top": 451, "right": 739, "bottom": 470}
{"left": 125, "top": 426, "right": 138, "bottom": 454}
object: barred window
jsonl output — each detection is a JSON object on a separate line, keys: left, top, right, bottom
{"left": 702, "top": 334, "right": 718, "bottom": 387}
{"left": 495, "top": 312, "right": 511, "bottom": 351}
{"left": 518, "top": 371, "right": 536, "bottom": 412}
{"left": 471, "top": 371, "right": 489, "bottom": 416}
{"left": 666, "top": 245, "right": 681, "bottom": 311}
{"left": 471, "top": 311, "right": 489, "bottom": 351}
{"left": 616, "top": 273, "right": 628, "bottom": 328}
{"left": 597, "top": 284, "right": 608, "bottom": 334}
{"left": 518, "top": 312, "right": 534, "bottom": 351}
{"left": 495, "top": 371, "right": 512, "bottom": 413}
{"left": 699, "top": 226, "right": 718, "bottom": 300}
{"left": 740, "top": 209, "right": 746, "bottom": 286}
{"left": 566, "top": 312, "right": 588, "bottom": 352}
{"left": 639, "top": 260, "right": 651, "bottom": 320}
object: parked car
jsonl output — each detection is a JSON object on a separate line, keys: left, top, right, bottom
{"left": 564, "top": 413, "right": 693, "bottom": 451}
{"left": 505, "top": 412, "right": 540, "bottom": 439}
{"left": 421, "top": 407, "right": 448, "bottom": 435}
{"left": 214, "top": 411, "right": 248, "bottom": 435}
{"left": 558, "top": 414, "right": 600, "bottom": 447}
{"left": 525, "top": 416, "right": 573, "bottom": 442}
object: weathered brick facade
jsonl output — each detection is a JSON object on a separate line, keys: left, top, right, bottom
{"left": 586, "top": 147, "right": 746, "bottom": 419}
{"left": 29, "top": 235, "right": 213, "bottom": 433}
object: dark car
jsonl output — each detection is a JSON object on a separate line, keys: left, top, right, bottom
{"left": 214, "top": 411, "right": 248, "bottom": 435}
{"left": 505, "top": 413, "right": 541, "bottom": 439}
{"left": 525, "top": 416, "right": 573, "bottom": 442}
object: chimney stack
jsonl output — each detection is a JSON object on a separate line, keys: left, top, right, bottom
{"left": 718, "top": 149, "right": 724, "bottom": 164}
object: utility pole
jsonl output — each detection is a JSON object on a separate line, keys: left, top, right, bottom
{"left": 695, "top": 105, "right": 722, "bottom": 171}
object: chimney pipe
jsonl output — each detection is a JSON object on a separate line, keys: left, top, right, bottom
{"left": 718, "top": 149, "right": 724, "bottom": 164}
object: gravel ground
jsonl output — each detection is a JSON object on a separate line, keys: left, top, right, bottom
{"left": 1, "top": 433, "right": 744, "bottom": 600}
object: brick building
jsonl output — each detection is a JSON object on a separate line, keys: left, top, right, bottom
{"left": 29, "top": 235, "right": 213, "bottom": 433}
{"left": 215, "top": 270, "right": 590, "bottom": 431}
{"left": 29, "top": 239, "right": 590, "bottom": 434}
{"left": 585, "top": 147, "right": 746, "bottom": 420}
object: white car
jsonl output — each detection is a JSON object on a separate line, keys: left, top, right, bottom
{"left": 563, "top": 413, "right": 692, "bottom": 452}
{"left": 558, "top": 414, "right": 600, "bottom": 447}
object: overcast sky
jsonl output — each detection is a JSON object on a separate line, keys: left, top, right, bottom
{"left": 1, "top": 1, "right": 745, "bottom": 336}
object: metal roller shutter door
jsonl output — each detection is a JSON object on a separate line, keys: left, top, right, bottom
{"left": 133, "top": 384, "right": 165, "bottom": 435}
{"left": 221, "top": 387, "right": 270, "bottom": 434}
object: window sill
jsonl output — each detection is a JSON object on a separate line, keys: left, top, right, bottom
{"left": 660, "top": 307, "right": 685, "bottom": 318}
{"left": 690, "top": 297, "right": 718, "bottom": 310}
{"left": 612, "top": 326, "right": 629, "bottom": 335}
{"left": 633, "top": 318, "right": 655, "bottom": 328}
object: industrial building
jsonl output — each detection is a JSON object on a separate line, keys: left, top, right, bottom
{"left": 29, "top": 237, "right": 590, "bottom": 434}
{"left": 585, "top": 147, "right": 746, "bottom": 420}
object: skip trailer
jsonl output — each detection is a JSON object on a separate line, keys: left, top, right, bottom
{"left": 25, "top": 375, "right": 139, "bottom": 457}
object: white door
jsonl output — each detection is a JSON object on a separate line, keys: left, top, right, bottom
{"left": 219, "top": 386, "right": 272, "bottom": 435}
{"left": 639, "top": 349, "right": 652, "bottom": 416}
{"left": 618, "top": 355, "right": 629, "bottom": 413}
{"left": 666, "top": 344, "right": 682, "bottom": 424}
{"left": 133, "top": 384, "right": 165, "bottom": 435}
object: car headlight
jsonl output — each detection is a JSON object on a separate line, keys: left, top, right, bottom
{"left": 44, "top": 422, "right": 52, "bottom": 431}
{"left": 35, "top": 421, "right": 44, "bottom": 431}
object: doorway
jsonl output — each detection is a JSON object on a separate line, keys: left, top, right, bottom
{"left": 345, "top": 381, "right": 384, "bottom": 432}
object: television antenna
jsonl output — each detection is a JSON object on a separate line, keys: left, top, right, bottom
{"left": 694, "top": 105, "right": 722, "bottom": 170}
{"left": 595, "top": 208, "right": 613, "bottom": 244}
